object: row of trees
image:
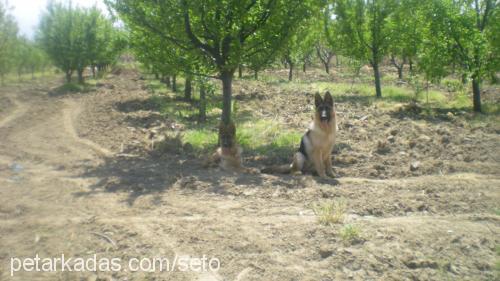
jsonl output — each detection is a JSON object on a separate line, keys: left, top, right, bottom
{"left": 109, "top": 0, "right": 319, "bottom": 138}
{"left": 108, "top": 0, "right": 498, "bottom": 143}
{"left": 278, "top": 0, "right": 497, "bottom": 112}
{"left": 38, "top": 2, "right": 126, "bottom": 83}
{"left": 0, "top": 2, "right": 51, "bottom": 84}
{"left": 324, "top": 0, "right": 498, "bottom": 112}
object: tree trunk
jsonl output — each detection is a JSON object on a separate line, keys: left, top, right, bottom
{"left": 472, "top": 76, "right": 481, "bottom": 112}
{"left": 220, "top": 71, "right": 233, "bottom": 126}
{"left": 372, "top": 61, "right": 382, "bottom": 98}
{"left": 77, "top": 69, "right": 84, "bottom": 84}
{"left": 461, "top": 73, "right": 468, "bottom": 85}
{"left": 254, "top": 70, "right": 258, "bottom": 80}
{"left": 303, "top": 61, "right": 306, "bottom": 73}
{"left": 31, "top": 67, "right": 35, "bottom": 80}
{"left": 324, "top": 62, "right": 330, "bottom": 74}
{"left": 92, "top": 66, "right": 96, "bottom": 78}
{"left": 288, "top": 62, "right": 293, "bottom": 81}
{"left": 336, "top": 55, "right": 340, "bottom": 67}
{"left": 65, "top": 70, "right": 72, "bottom": 83}
{"left": 391, "top": 56, "right": 404, "bottom": 80}
{"left": 199, "top": 82, "right": 206, "bottom": 122}
{"left": 238, "top": 65, "right": 242, "bottom": 78}
{"left": 184, "top": 75, "right": 192, "bottom": 101}
{"left": 165, "top": 76, "right": 171, "bottom": 87}
{"left": 155, "top": 73, "right": 159, "bottom": 79}
{"left": 172, "top": 75, "right": 177, "bottom": 92}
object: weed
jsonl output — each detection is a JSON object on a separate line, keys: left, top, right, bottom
{"left": 313, "top": 199, "right": 347, "bottom": 225}
{"left": 340, "top": 224, "right": 361, "bottom": 243}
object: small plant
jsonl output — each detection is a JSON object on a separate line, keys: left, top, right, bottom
{"left": 313, "top": 199, "right": 347, "bottom": 225}
{"left": 340, "top": 224, "right": 361, "bottom": 243}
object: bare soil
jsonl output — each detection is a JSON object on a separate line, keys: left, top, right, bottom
{"left": 0, "top": 68, "right": 499, "bottom": 281}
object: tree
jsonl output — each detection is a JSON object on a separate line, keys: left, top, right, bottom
{"left": 386, "top": 0, "right": 423, "bottom": 80}
{"left": 38, "top": 2, "right": 123, "bottom": 83}
{"left": 0, "top": 1, "right": 18, "bottom": 84}
{"left": 282, "top": 20, "right": 318, "bottom": 81}
{"left": 316, "top": 38, "right": 335, "bottom": 74}
{"left": 129, "top": 26, "right": 201, "bottom": 100}
{"left": 108, "top": 0, "right": 317, "bottom": 136}
{"left": 282, "top": 35, "right": 302, "bottom": 81}
{"left": 327, "top": 0, "right": 397, "bottom": 98}
{"left": 38, "top": 2, "right": 76, "bottom": 82}
{"left": 14, "top": 37, "right": 31, "bottom": 81}
{"left": 91, "top": 12, "right": 127, "bottom": 77}
{"left": 421, "top": 0, "right": 498, "bottom": 112}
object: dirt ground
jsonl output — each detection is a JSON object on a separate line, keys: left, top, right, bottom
{"left": 0, "top": 68, "right": 499, "bottom": 281}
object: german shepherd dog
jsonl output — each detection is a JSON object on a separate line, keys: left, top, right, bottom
{"left": 262, "top": 92, "right": 337, "bottom": 178}
{"left": 204, "top": 121, "right": 258, "bottom": 173}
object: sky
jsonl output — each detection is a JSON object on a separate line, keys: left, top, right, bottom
{"left": 7, "top": 0, "right": 108, "bottom": 39}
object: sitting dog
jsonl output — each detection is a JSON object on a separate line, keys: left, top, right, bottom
{"left": 204, "top": 121, "right": 257, "bottom": 173}
{"left": 262, "top": 91, "right": 337, "bottom": 178}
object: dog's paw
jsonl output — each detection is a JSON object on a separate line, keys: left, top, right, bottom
{"left": 326, "top": 169, "right": 335, "bottom": 178}
{"left": 245, "top": 167, "right": 260, "bottom": 174}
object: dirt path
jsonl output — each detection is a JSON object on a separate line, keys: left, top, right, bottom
{"left": 0, "top": 74, "right": 498, "bottom": 281}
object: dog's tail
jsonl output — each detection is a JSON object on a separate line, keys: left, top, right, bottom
{"left": 261, "top": 164, "right": 292, "bottom": 174}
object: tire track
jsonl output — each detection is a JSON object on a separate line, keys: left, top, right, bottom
{"left": 63, "top": 99, "right": 113, "bottom": 157}
{"left": 0, "top": 98, "right": 28, "bottom": 129}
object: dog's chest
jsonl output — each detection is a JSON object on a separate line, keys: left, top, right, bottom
{"left": 309, "top": 127, "right": 336, "bottom": 150}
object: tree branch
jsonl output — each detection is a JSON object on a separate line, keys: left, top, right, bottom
{"left": 181, "top": 0, "right": 221, "bottom": 64}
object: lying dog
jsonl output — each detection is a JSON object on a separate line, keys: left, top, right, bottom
{"left": 262, "top": 91, "right": 337, "bottom": 178}
{"left": 204, "top": 121, "right": 257, "bottom": 173}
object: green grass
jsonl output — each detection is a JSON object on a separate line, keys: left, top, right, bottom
{"left": 441, "top": 78, "right": 465, "bottom": 93}
{"left": 179, "top": 117, "right": 301, "bottom": 157}
{"left": 276, "top": 80, "right": 449, "bottom": 106}
{"left": 483, "top": 103, "right": 500, "bottom": 115}
{"left": 183, "top": 129, "right": 218, "bottom": 151}
{"left": 1, "top": 69, "right": 58, "bottom": 86}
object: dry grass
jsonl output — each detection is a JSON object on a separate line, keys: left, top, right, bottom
{"left": 313, "top": 199, "right": 347, "bottom": 225}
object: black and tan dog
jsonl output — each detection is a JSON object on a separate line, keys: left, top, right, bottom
{"left": 204, "top": 121, "right": 258, "bottom": 173}
{"left": 262, "top": 92, "right": 337, "bottom": 178}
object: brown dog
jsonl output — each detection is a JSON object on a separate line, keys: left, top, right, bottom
{"left": 204, "top": 121, "right": 257, "bottom": 173}
{"left": 262, "top": 92, "right": 337, "bottom": 178}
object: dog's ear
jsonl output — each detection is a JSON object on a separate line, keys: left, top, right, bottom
{"left": 314, "top": 92, "right": 323, "bottom": 108}
{"left": 324, "top": 91, "right": 333, "bottom": 106}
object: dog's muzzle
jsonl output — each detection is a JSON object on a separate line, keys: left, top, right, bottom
{"left": 320, "top": 110, "right": 329, "bottom": 122}
{"left": 221, "top": 137, "right": 234, "bottom": 148}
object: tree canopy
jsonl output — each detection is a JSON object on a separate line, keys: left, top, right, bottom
{"left": 108, "top": 0, "right": 319, "bottom": 137}
{"left": 38, "top": 2, "right": 125, "bottom": 83}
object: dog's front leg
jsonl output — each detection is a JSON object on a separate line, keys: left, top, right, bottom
{"left": 203, "top": 148, "right": 221, "bottom": 168}
{"left": 313, "top": 150, "right": 326, "bottom": 178}
{"left": 324, "top": 152, "right": 335, "bottom": 178}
